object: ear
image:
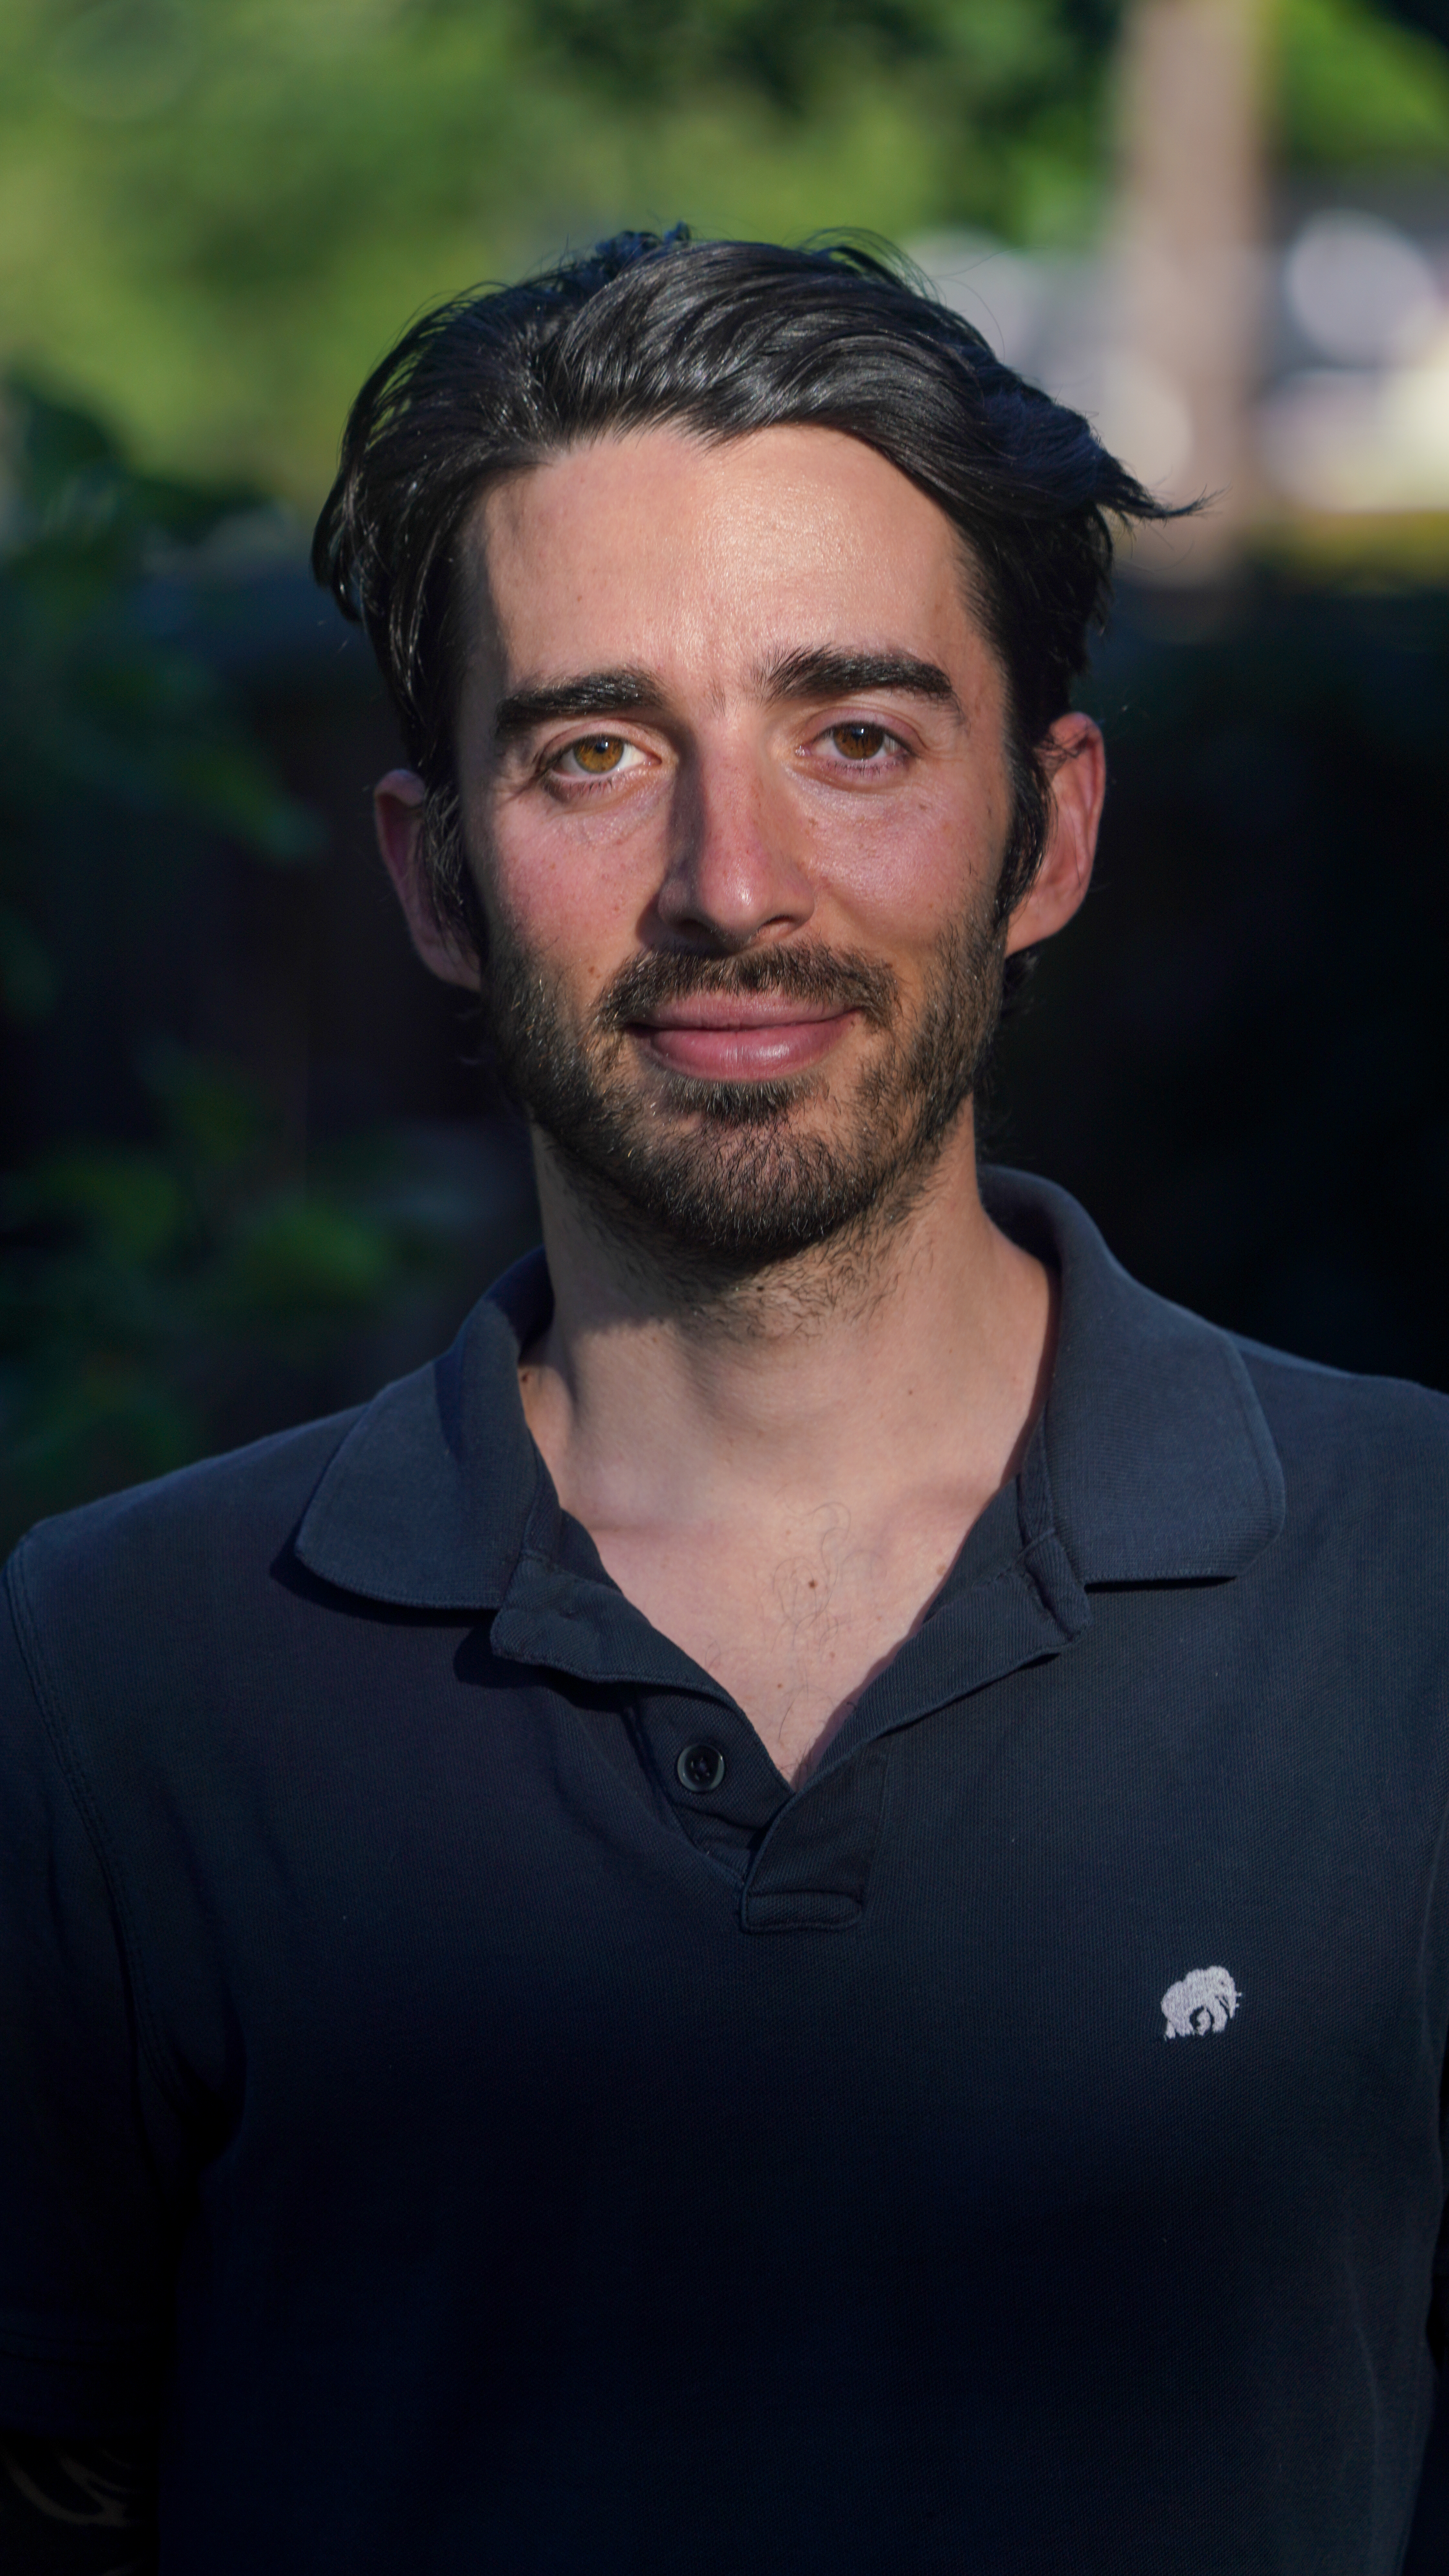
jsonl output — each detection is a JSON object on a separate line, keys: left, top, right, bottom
{"left": 1003, "top": 713, "right": 1105, "bottom": 957}
{"left": 373, "top": 769, "right": 481, "bottom": 992}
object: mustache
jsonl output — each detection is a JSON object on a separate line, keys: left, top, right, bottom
{"left": 592, "top": 942, "right": 900, "bottom": 1036}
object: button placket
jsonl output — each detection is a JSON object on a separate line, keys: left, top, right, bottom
{"left": 740, "top": 1744, "right": 892, "bottom": 1932}
{"left": 633, "top": 1691, "right": 790, "bottom": 1875}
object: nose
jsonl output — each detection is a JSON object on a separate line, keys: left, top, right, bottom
{"left": 651, "top": 741, "right": 816, "bottom": 952}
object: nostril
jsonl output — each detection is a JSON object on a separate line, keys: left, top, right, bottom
{"left": 654, "top": 862, "right": 815, "bottom": 944}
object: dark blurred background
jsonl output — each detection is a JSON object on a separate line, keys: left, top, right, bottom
{"left": 2, "top": 0, "right": 1449, "bottom": 2549}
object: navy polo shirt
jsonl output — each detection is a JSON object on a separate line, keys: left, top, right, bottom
{"left": 2, "top": 1169, "right": 1448, "bottom": 2572}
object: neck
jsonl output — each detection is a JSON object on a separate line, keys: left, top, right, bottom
{"left": 517, "top": 1110, "right": 1056, "bottom": 1533}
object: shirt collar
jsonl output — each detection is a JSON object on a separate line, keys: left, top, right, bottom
{"left": 292, "top": 1168, "right": 1284, "bottom": 1610}
{"left": 980, "top": 1169, "right": 1284, "bottom": 1584}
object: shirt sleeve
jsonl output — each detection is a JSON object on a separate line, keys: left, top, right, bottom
{"left": 0, "top": 1551, "right": 176, "bottom": 2438}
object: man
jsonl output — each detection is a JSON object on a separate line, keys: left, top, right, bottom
{"left": 2, "top": 231, "right": 1446, "bottom": 2573}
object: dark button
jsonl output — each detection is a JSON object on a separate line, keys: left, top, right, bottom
{"left": 677, "top": 1741, "right": 726, "bottom": 1792}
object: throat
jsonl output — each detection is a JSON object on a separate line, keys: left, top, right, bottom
{"left": 515, "top": 1158, "right": 1059, "bottom": 1781}
{"left": 575, "top": 1495, "right": 978, "bottom": 1787}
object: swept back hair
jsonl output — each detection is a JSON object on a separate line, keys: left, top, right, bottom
{"left": 313, "top": 226, "right": 1180, "bottom": 962}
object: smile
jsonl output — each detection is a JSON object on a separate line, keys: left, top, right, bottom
{"left": 628, "top": 1004, "right": 859, "bottom": 1080}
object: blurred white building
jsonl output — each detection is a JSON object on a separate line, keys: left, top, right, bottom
{"left": 1260, "top": 203, "right": 1449, "bottom": 512}
{"left": 912, "top": 0, "right": 1449, "bottom": 563}
{"left": 913, "top": 200, "right": 1449, "bottom": 534}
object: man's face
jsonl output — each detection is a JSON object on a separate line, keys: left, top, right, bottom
{"left": 446, "top": 425, "right": 1049, "bottom": 1273}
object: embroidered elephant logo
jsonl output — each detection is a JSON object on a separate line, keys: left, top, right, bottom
{"left": 1161, "top": 1965, "right": 1240, "bottom": 2039}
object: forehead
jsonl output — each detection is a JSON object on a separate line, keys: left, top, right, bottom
{"left": 461, "top": 424, "right": 990, "bottom": 689}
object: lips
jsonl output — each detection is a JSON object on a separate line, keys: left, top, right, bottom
{"left": 598, "top": 941, "right": 897, "bottom": 1084}
{"left": 630, "top": 1000, "right": 857, "bottom": 1080}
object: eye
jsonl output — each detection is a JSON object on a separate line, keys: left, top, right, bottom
{"left": 824, "top": 722, "right": 901, "bottom": 764}
{"left": 551, "top": 734, "right": 646, "bottom": 779}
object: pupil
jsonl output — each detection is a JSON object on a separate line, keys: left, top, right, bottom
{"left": 839, "top": 725, "right": 883, "bottom": 759}
{"left": 575, "top": 737, "right": 622, "bottom": 772}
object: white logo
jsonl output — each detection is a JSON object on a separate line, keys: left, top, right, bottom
{"left": 1161, "top": 1965, "right": 1241, "bottom": 2039}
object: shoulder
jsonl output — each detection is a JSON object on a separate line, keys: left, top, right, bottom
{"left": 7, "top": 1405, "right": 365, "bottom": 1643}
{"left": 4, "top": 1278, "right": 535, "bottom": 1688}
{"left": 1232, "top": 1329, "right": 1449, "bottom": 1454}
{"left": 1228, "top": 1330, "right": 1449, "bottom": 1547}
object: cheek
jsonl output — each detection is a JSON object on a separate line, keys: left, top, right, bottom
{"left": 804, "top": 774, "right": 1006, "bottom": 944}
{"left": 478, "top": 797, "right": 651, "bottom": 985}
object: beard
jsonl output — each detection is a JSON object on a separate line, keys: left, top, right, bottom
{"left": 479, "top": 895, "right": 1008, "bottom": 1287}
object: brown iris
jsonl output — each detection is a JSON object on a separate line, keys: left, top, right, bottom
{"left": 570, "top": 735, "right": 627, "bottom": 773}
{"left": 831, "top": 724, "right": 887, "bottom": 760}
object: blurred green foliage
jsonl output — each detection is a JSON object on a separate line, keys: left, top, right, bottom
{"left": 0, "top": 1052, "right": 409, "bottom": 1540}
{"left": 0, "top": 379, "right": 472, "bottom": 1546}
{"left": 0, "top": 377, "right": 318, "bottom": 1032}
{"left": 0, "top": 1039, "right": 493, "bottom": 1544}
{"left": 1279, "top": 0, "right": 1449, "bottom": 161}
{"left": 1, "top": 0, "right": 1444, "bottom": 505}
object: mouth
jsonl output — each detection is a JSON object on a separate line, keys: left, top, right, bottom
{"left": 627, "top": 998, "right": 859, "bottom": 1081}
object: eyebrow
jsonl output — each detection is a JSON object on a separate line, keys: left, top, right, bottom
{"left": 491, "top": 646, "right": 962, "bottom": 745}
{"left": 493, "top": 667, "right": 657, "bottom": 743}
{"left": 757, "top": 648, "right": 962, "bottom": 715}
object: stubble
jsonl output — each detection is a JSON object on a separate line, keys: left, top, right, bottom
{"left": 480, "top": 899, "right": 1009, "bottom": 1309}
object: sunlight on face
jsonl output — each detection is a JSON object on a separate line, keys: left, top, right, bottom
{"left": 451, "top": 426, "right": 1019, "bottom": 1271}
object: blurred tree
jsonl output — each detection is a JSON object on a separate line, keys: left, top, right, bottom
{"left": 0, "top": 0, "right": 1119, "bottom": 500}
{"left": 1279, "top": 0, "right": 1449, "bottom": 161}
{"left": 3, "top": 0, "right": 1438, "bottom": 509}
{"left": 0, "top": 377, "right": 316, "bottom": 1039}
{"left": 0, "top": 378, "right": 484, "bottom": 1547}
{"left": 1377, "top": 0, "right": 1449, "bottom": 43}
